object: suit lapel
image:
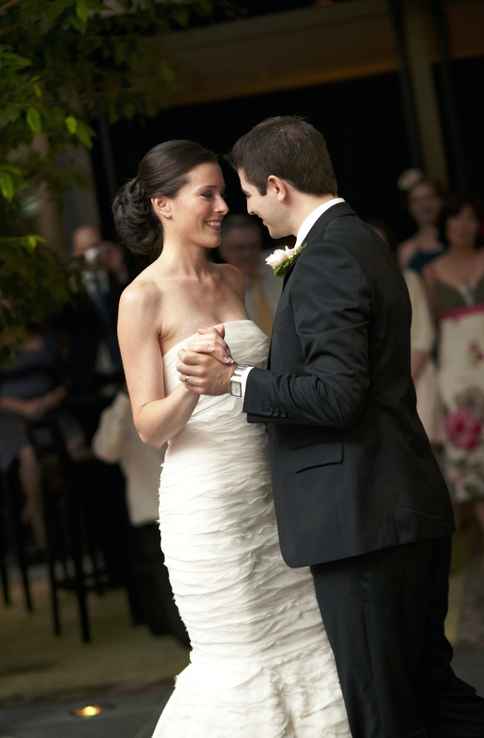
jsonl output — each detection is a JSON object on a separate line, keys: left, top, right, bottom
{"left": 267, "top": 202, "right": 353, "bottom": 368}
{"left": 282, "top": 260, "right": 296, "bottom": 291}
{"left": 281, "top": 202, "right": 352, "bottom": 293}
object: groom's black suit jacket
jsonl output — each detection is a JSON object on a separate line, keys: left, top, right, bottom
{"left": 244, "top": 202, "right": 454, "bottom": 568}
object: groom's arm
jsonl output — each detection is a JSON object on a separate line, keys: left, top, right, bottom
{"left": 244, "top": 240, "right": 371, "bottom": 429}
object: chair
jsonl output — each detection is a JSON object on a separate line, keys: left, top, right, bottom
{"left": 28, "top": 411, "right": 139, "bottom": 643}
{"left": 0, "top": 459, "right": 34, "bottom": 613}
{"left": 0, "top": 472, "right": 11, "bottom": 607}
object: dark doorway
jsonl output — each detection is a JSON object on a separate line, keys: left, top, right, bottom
{"left": 94, "top": 72, "right": 410, "bottom": 240}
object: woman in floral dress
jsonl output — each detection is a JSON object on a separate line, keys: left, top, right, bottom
{"left": 424, "top": 194, "right": 484, "bottom": 536}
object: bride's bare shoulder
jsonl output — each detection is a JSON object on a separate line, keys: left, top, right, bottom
{"left": 119, "top": 268, "right": 162, "bottom": 321}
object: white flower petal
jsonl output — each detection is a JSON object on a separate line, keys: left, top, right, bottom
{"left": 266, "top": 242, "right": 305, "bottom": 274}
{"left": 265, "top": 248, "right": 287, "bottom": 268}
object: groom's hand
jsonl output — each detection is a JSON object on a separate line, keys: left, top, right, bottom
{"left": 184, "top": 326, "right": 234, "bottom": 366}
{"left": 177, "top": 349, "right": 235, "bottom": 396}
{"left": 197, "top": 324, "right": 225, "bottom": 339}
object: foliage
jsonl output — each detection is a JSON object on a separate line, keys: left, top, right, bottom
{"left": 0, "top": 235, "right": 78, "bottom": 365}
{"left": 0, "top": 0, "right": 225, "bottom": 358}
{"left": 0, "top": 0, "right": 219, "bottom": 206}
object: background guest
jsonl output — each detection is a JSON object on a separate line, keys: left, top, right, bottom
{"left": 92, "top": 388, "right": 189, "bottom": 645}
{"left": 50, "top": 227, "right": 135, "bottom": 588}
{"left": 70, "top": 225, "right": 127, "bottom": 384}
{"left": 0, "top": 325, "right": 87, "bottom": 551}
{"left": 403, "top": 269, "right": 439, "bottom": 442}
{"left": 397, "top": 169, "right": 445, "bottom": 273}
{"left": 424, "top": 194, "right": 484, "bottom": 539}
{"left": 218, "top": 214, "right": 281, "bottom": 335}
{"left": 368, "top": 217, "right": 439, "bottom": 440}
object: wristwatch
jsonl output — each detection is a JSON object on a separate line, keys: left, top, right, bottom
{"left": 229, "top": 364, "right": 252, "bottom": 398}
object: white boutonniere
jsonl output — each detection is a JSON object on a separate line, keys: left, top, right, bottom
{"left": 265, "top": 242, "right": 306, "bottom": 277}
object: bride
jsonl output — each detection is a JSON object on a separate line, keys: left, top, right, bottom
{"left": 113, "top": 140, "right": 350, "bottom": 738}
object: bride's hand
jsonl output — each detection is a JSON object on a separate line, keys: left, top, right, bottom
{"left": 176, "top": 350, "right": 235, "bottom": 396}
{"left": 185, "top": 325, "right": 234, "bottom": 366}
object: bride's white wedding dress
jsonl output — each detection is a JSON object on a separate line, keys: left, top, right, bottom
{"left": 153, "top": 320, "right": 350, "bottom": 738}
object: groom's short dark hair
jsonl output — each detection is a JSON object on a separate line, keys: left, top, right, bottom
{"left": 230, "top": 116, "right": 338, "bottom": 196}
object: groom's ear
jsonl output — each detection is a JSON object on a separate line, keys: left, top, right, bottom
{"left": 267, "top": 175, "right": 288, "bottom": 202}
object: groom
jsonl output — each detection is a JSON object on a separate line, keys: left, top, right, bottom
{"left": 176, "top": 116, "right": 484, "bottom": 737}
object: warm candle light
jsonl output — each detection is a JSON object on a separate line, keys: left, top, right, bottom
{"left": 70, "top": 704, "right": 103, "bottom": 718}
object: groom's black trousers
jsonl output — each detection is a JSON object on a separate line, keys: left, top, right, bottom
{"left": 311, "top": 536, "right": 484, "bottom": 738}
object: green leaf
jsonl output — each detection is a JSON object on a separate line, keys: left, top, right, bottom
{"left": 33, "top": 83, "right": 43, "bottom": 99}
{"left": 26, "top": 107, "right": 42, "bottom": 133}
{"left": 65, "top": 115, "right": 78, "bottom": 134}
{"left": 0, "top": 106, "right": 22, "bottom": 128}
{"left": 68, "top": 15, "right": 86, "bottom": 33}
{"left": 173, "top": 7, "right": 190, "bottom": 27}
{"left": 43, "top": 0, "right": 73, "bottom": 31}
{"left": 0, "top": 164, "right": 22, "bottom": 176}
{"left": 76, "top": 120, "right": 93, "bottom": 148}
{"left": 0, "top": 47, "right": 31, "bottom": 72}
{"left": 24, "top": 234, "right": 43, "bottom": 252}
{"left": 0, "top": 234, "right": 45, "bottom": 251}
{"left": 76, "top": 0, "right": 89, "bottom": 24}
{"left": 0, "top": 172, "right": 15, "bottom": 201}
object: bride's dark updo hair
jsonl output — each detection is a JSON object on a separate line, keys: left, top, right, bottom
{"left": 112, "top": 140, "right": 218, "bottom": 255}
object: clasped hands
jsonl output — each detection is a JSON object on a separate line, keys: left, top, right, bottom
{"left": 176, "top": 325, "right": 236, "bottom": 396}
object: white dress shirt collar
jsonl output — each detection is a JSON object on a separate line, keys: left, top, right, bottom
{"left": 295, "top": 197, "right": 345, "bottom": 247}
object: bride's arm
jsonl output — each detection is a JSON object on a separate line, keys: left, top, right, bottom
{"left": 117, "top": 281, "right": 199, "bottom": 448}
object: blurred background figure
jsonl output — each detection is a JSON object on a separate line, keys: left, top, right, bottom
{"left": 0, "top": 324, "right": 87, "bottom": 553}
{"left": 403, "top": 269, "right": 439, "bottom": 442}
{"left": 47, "top": 226, "right": 134, "bottom": 589}
{"left": 424, "top": 194, "right": 484, "bottom": 541}
{"left": 368, "top": 217, "right": 439, "bottom": 442}
{"left": 218, "top": 214, "right": 281, "bottom": 336}
{"left": 73, "top": 225, "right": 129, "bottom": 288}
{"left": 70, "top": 225, "right": 128, "bottom": 384}
{"left": 92, "top": 388, "right": 189, "bottom": 645}
{"left": 397, "top": 169, "right": 445, "bottom": 273}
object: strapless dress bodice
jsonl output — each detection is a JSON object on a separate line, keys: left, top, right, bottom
{"left": 162, "top": 319, "right": 269, "bottom": 404}
{"left": 162, "top": 320, "right": 269, "bottom": 461}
